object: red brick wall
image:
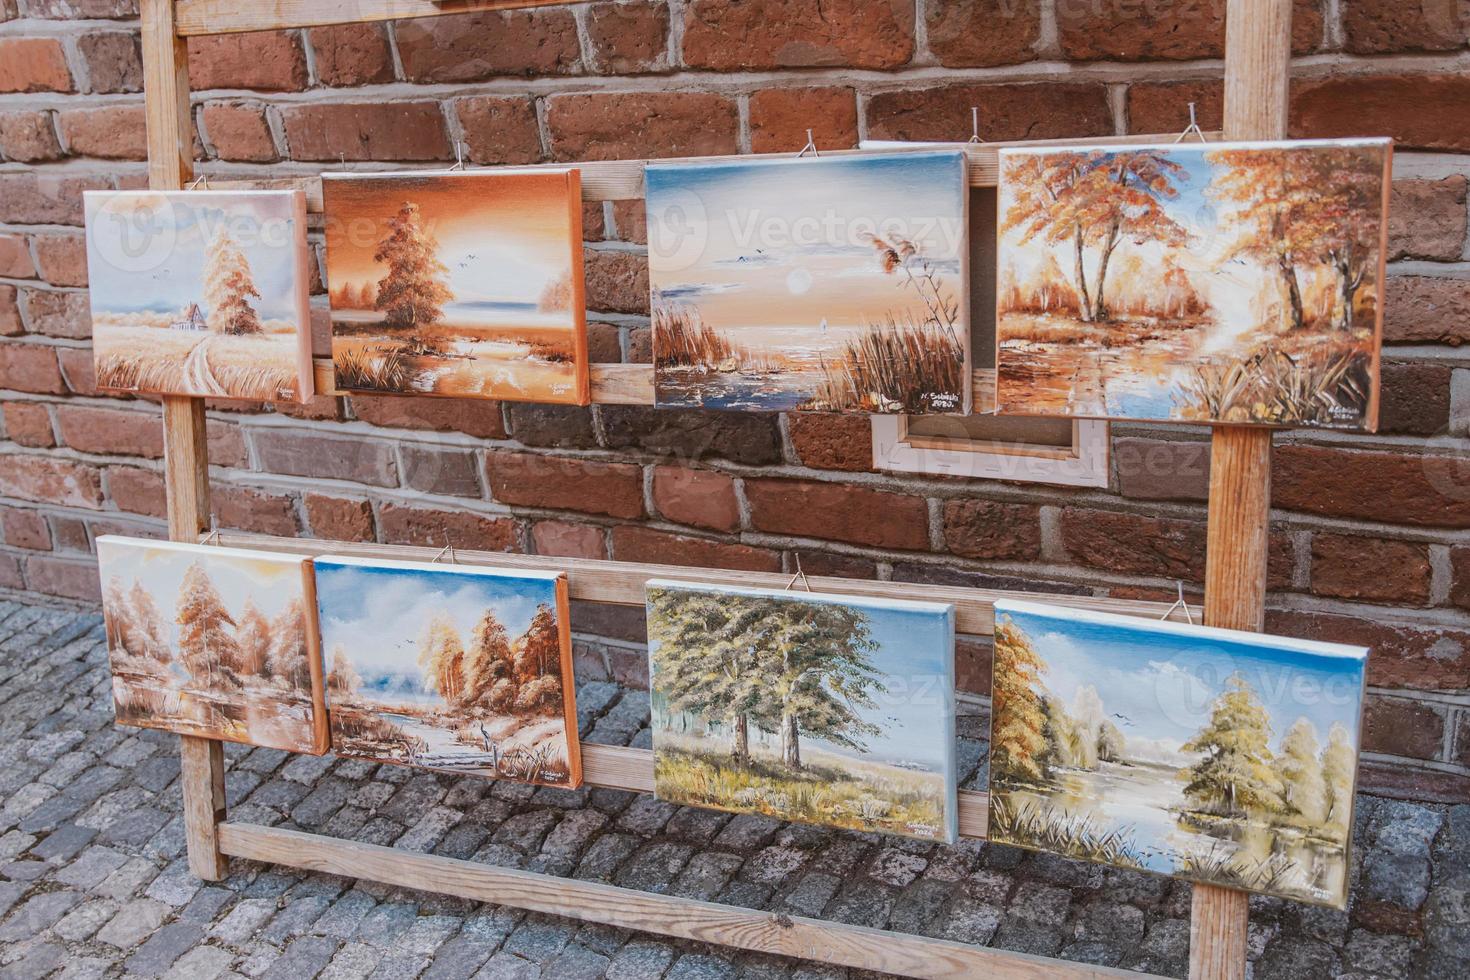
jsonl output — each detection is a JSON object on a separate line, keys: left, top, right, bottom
{"left": 1, "top": 1, "right": 1468, "bottom": 803}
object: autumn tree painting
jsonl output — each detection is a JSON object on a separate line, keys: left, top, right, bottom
{"left": 203, "top": 226, "right": 263, "bottom": 334}
{"left": 995, "top": 138, "right": 1391, "bottom": 429}
{"left": 315, "top": 557, "right": 581, "bottom": 787}
{"left": 97, "top": 537, "right": 329, "bottom": 755}
{"left": 988, "top": 601, "right": 1368, "bottom": 909}
{"left": 647, "top": 581, "right": 958, "bottom": 843}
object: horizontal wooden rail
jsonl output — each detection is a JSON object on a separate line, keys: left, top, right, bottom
{"left": 177, "top": 0, "right": 583, "bottom": 35}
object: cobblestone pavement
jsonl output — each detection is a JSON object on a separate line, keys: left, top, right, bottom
{"left": 0, "top": 594, "right": 1466, "bottom": 979}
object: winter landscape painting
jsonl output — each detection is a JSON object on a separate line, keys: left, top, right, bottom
{"left": 323, "top": 169, "right": 588, "bottom": 404}
{"left": 84, "top": 190, "right": 313, "bottom": 402}
{"left": 97, "top": 536, "right": 328, "bottom": 754}
{"left": 647, "top": 580, "right": 957, "bottom": 842}
{"left": 647, "top": 151, "right": 970, "bottom": 414}
{"left": 989, "top": 599, "right": 1368, "bottom": 908}
{"left": 315, "top": 556, "right": 581, "bottom": 787}
{"left": 995, "top": 138, "right": 1390, "bottom": 429}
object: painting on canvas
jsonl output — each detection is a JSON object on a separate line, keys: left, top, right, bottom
{"left": 97, "top": 536, "right": 328, "bottom": 754}
{"left": 988, "top": 599, "right": 1368, "bottom": 908}
{"left": 84, "top": 190, "right": 313, "bottom": 402}
{"left": 647, "top": 151, "right": 970, "bottom": 414}
{"left": 315, "top": 556, "right": 581, "bottom": 787}
{"left": 995, "top": 138, "right": 1391, "bottom": 429}
{"left": 323, "top": 170, "right": 588, "bottom": 404}
{"left": 647, "top": 580, "right": 957, "bottom": 842}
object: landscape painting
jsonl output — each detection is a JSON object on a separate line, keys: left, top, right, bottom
{"left": 989, "top": 599, "right": 1368, "bottom": 908}
{"left": 995, "top": 138, "right": 1391, "bottom": 429}
{"left": 647, "top": 580, "right": 957, "bottom": 843}
{"left": 315, "top": 556, "right": 581, "bottom": 787}
{"left": 323, "top": 169, "right": 588, "bottom": 404}
{"left": 84, "top": 190, "right": 313, "bottom": 402}
{"left": 647, "top": 151, "right": 970, "bottom": 414}
{"left": 97, "top": 536, "right": 328, "bottom": 754}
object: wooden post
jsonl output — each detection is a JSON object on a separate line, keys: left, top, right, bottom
{"left": 1189, "top": 1, "right": 1293, "bottom": 977}
{"left": 141, "top": 0, "right": 228, "bottom": 881}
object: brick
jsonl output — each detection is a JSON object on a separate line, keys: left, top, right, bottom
{"left": 603, "top": 407, "right": 782, "bottom": 466}
{"left": 506, "top": 404, "right": 596, "bottom": 449}
{"left": 376, "top": 503, "right": 519, "bottom": 552}
{"left": 187, "top": 31, "right": 308, "bottom": 91}
{"left": 308, "top": 23, "right": 395, "bottom": 87}
{"left": 1291, "top": 74, "right": 1470, "bottom": 152}
{"left": 4, "top": 402, "right": 54, "bottom": 447}
{"left": 867, "top": 82, "right": 1112, "bottom": 143}
{"left": 1388, "top": 177, "right": 1468, "bottom": 262}
{"left": 1378, "top": 362, "right": 1450, "bottom": 436}
{"left": 394, "top": 9, "right": 580, "bottom": 82}
{"left": 583, "top": 248, "right": 649, "bottom": 314}
{"left": 0, "top": 343, "right": 66, "bottom": 394}
{"left": 1274, "top": 444, "right": 1470, "bottom": 528}
{"left": 1311, "top": 534, "right": 1431, "bottom": 605}
{"left": 582, "top": 202, "right": 607, "bottom": 243}
{"left": 745, "top": 478, "right": 929, "bottom": 551}
{"left": 1342, "top": 0, "right": 1468, "bottom": 54}
{"left": 31, "top": 234, "right": 87, "bottom": 287}
{"left": 0, "top": 38, "right": 72, "bottom": 93}
{"left": 1062, "top": 507, "right": 1204, "bottom": 580}
{"left": 793, "top": 550, "right": 878, "bottom": 580}
{"left": 0, "top": 455, "right": 103, "bottom": 509}
{"left": 681, "top": 0, "right": 913, "bottom": 69}
{"left": 106, "top": 466, "right": 165, "bottom": 517}
{"left": 586, "top": 321, "right": 621, "bottom": 361}
{"left": 56, "top": 406, "right": 163, "bottom": 458}
{"left": 77, "top": 31, "right": 142, "bottom": 94}
{"left": 748, "top": 87, "right": 858, "bottom": 155}
{"left": 610, "top": 204, "right": 646, "bottom": 245}
{"left": 0, "top": 174, "right": 109, "bottom": 225}
{"left": 202, "top": 102, "right": 278, "bottom": 163}
{"left": 0, "top": 235, "right": 35, "bottom": 279}
{"left": 1265, "top": 608, "right": 1470, "bottom": 690}
{"left": 547, "top": 92, "right": 739, "bottom": 161}
{"left": 350, "top": 395, "right": 506, "bottom": 439}
{"left": 527, "top": 520, "right": 603, "bottom": 559}
{"left": 1384, "top": 275, "right": 1470, "bottom": 346}
{"left": 20, "top": 289, "right": 90, "bottom": 338}
{"left": 587, "top": 1, "right": 670, "bottom": 73}
{"left": 926, "top": 0, "right": 1040, "bottom": 67}
{"left": 1451, "top": 547, "right": 1470, "bottom": 610}
{"left": 1362, "top": 696, "right": 1446, "bottom": 760}
{"left": 611, "top": 525, "right": 781, "bottom": 572}
{"left": 400, "top": 444, "right": 484, "bottom": 498}
{"left": 24, "top": 0, "right": 135, "bottom": 15}
{"left": 2, "top": 507, "right": 51, "bottom": 550}
{"left": 651, "top": 466, "right": 740, "bottom": 532}
{"left": 0, "top": 111, "right": 63, "bottom": 163}
{"left": 209, "top": 485, "right": 299, "bottom": 536}
{"left": 942, "top": 499, "right": 1041, "bottom": 561}
{"left": 304, "top": 494, "right": 375, "bottom": 542}
{"left": 25, "top": 556, "right": 101, "bottom": 602}
{"left": 1114, "top": 437, "right": 1210, "bottom": 501}
{"left": 955, "top": 635, "right": 992, "bottom": 696}
{"left": 281, "top": 101, "right": 451, "bottom": 162}
{"left": 57, "top": 347, "right": 100, "bottom": 397}
{"left": 1126, "top": 80, "right": 1223, "bottom": 135}
{"left": 454, "top": 97, "right": 543, "bottom": 166}
{"left": 1058, "top": 0, "right": 1321, "bottom": 60}
{"left": 252, "top": 430, "right": 398, "bottom": 486}
{"left": 0, "top": 285, "right": 19, "bottom": 335}
{"left": 51, "top": 515, "right": 91, "bottom": 552}
{"left": 0, "top": 553, "right": 19, "bottom": 591}
{"left": 487, "top": 451, "right": 644, "bottom": 519}
{"left": 786, "top": 412, "right": 872, "bottom": 472}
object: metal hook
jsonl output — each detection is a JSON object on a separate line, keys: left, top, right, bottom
{"left": 430, "top": 532, "right": 458, "bottom": 565}
{"left": 968, "top": 106, "right": 983, "bottom": 144}
{"left": 1159, "top": 581, "right": 1194, "bottom": 625}
{"left": 1172, "top": 102, "right": 1209, "bottom": 144}
{"left": 449, "top": 139, "right": 466, "bottom": 172}
{"left": 203, "top": 517, "right": 222, "bottom": 548}
{"left": 783, "top": 554, "right": 813, "bottom": 592}
{"left": 797, "top": 129, "right": 819, "bottom": 159}
{"left": 186, "top": 173, "right": 210, "bottom": 191}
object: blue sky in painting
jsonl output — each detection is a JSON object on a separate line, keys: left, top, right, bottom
{"left": 996, "top": 600, "right": 1367, "bottom": 756}
{"left": 647, "top": 581, "right": 955, "bottom": 769}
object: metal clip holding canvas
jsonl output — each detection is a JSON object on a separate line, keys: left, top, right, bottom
{"left": 1173, "top": 102, "right": 1209, "bottom": 144}
{"left": 448, "top": 140, "right": 467, "bottom": 172}
{"left": 783, "top": 554, "right": 813, "bottom": 593}
{"left": 797, "top": 129, "right": 819, "bottom": 159}
{"left": 202, "top": 518, "right": 222, "bottom": 548}
{"left": 429, "top": 533, "right": 458, "bottom": 565}
{"left": 1159, "top": 581, "right": 1195, "bottom": 625}
{"left": 968, "top": 107, "right": 983, "bottom": 144}
{"left": 185, "top": 173, "right": 210, "bottom": 191}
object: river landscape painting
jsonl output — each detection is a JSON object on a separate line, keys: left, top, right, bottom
{"left": 315, "top": 556, "right": 581, "bottom": 787}
{"left": 84, "top": 190, "right": 313, "bottom": 402}
{"left": 989, "top": 600, "right": 1368, "bottom": 908}
{"left": 995, "top": 138, "right": 1390, "bottom": 429}
{"left": 97, "top": 537, "right": 328, "bottom": 754}
{"left": 323, "top": 169, "right": 588, "bottom": 404}
{"left": 646, "top": 151, "right": 970, "bottom": 414}
{"left": 647, "top": 580, "right": 957, "bottom": 842}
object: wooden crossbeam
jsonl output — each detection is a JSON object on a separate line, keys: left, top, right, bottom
{"left": 176, "top": 0, "right": 585, "bottom": 36}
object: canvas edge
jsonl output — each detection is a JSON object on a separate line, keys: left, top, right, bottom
{"left": 299, "top": 558, "right": 332, "bottom": 755}
{"left": 288, "top": 188, "right": 316, "bottom": 405}
{"left": 312, "top": 552, "right": 564, "bottom": 582}
{"left": 564, "top": 167, "right": 593, "bottom": 408}
{"left": 643, "top": 577, "right": 957, "bottom": 616}
{"left": 553, "top": 573, "right": 584, "bottom": 788}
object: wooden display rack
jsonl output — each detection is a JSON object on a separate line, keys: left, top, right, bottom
{"left": 138, "top": 0, "right": 1292, "bottom": 976}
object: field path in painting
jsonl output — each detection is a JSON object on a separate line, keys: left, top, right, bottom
{"left": 183, "top": 336, "right": 229, "bottom": 397}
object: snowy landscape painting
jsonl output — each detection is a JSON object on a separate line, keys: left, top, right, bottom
{"left": 323, "top": 170, "right": 588, "bottom": 404}
{"left": 995, "top": 139, "right": 1390, "bottom": 429}
{"left": 84, "top": 190, "right": 313, "bottom": 402}
{"left": 647, "top": 580, "right": 957, "bottom": 842}
{"left": 315, "top": 556, "right": 581, "bottom": 787}
{"left": 989, "top": 599, "right": 1368, "bottom": 908}
{"left": 97, "top": 537, "right": 328, "bottom": 754}
{"left": 647, "top": 151, "right": 970, "bottom": 414}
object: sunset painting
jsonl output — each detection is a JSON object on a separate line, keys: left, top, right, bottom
{"left": 323, "top": 169, "right": 588, "bottom": 404}
{"left": 995, "top": 139, "right": 1391, "bottom": 429}
{"left": 989, "top": 599, "right": 1368, "bottom": 908}
{"left": 647, "top": 152, "right": 970, "bottom": 413}
{"left": 84, "top": 190, "right": 313, "bottom": 402}
{"left": 315, "top": 556, "right": 581, "bottom": 787}
{"left": 97, "top": 536, "right": 328, "bottom": 754}
{"left": 648, "top": 580, "right": 958, "bottom": 842}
